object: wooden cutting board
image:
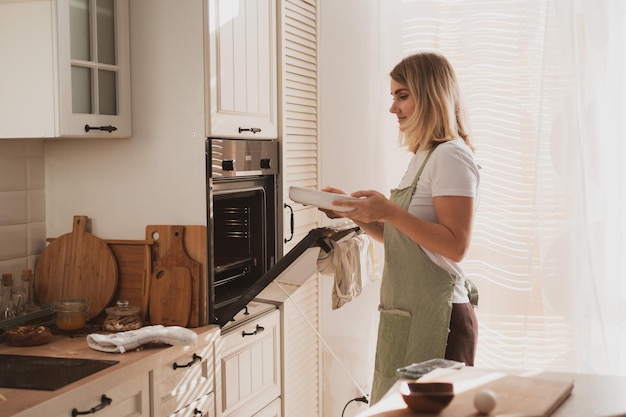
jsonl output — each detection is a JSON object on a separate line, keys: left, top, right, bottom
{"left": 366, "top": 367, "right": 575, "bottom": 417}
{"left": 34, "top": 215, "right": 118, "bottom": 320}
{"left": 106, "top": 239, "right": 153, "bottom": 321}
{"left": 178, "top": 225, "right": 208, "bottom": 326}
{"left": 147, "top": 225, "right": 202, "bottom": 327}
{"left": 149, "top": 266, "right": 192, "bottom": 326}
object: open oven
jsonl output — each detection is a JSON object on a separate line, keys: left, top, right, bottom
{"left": 207, "top": 138, "right": 280, "bottom": 325}
{"left": 207, "top": 138, "right": 361, "bottom": 328}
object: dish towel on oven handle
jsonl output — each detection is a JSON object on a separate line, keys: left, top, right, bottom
{"left": 317, "top": 233, "right": 379, "bottom": 310}
{"left": 86, "top": 325, "right": 197, "bottom": 353}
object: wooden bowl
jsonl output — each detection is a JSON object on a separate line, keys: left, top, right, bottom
{"left": 400, "top": 381, "right": 454, "bottom": 413}
{"left": 5, "top": 326, "right": 53, "bottom": 347}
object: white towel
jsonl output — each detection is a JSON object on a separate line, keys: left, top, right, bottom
{"left": 317, "top": 233, "right": 378, "bottom": 309}
{"left": 87, "top": 325, "right": 197, "bottom": 353}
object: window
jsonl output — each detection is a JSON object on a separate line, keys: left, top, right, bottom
{"left": 380, "top": 0, "right": 626, "bottom": 375}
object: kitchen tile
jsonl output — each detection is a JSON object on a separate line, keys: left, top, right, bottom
{"left": 27, "top": 157, "right": 45, "bottom": 189}
{"left": 0, "top": 258, "right": 29, "bottom": 284}
{"left": 0, "top": 155, "right": 27, "bottom": 191}
{"left": 0, "top": 140, "right": 27, "bottom": 158}
{"left": 25, "top": 140, "right": 44, "bottom": 157}
{"left": 0, "top": 224, "right": 27, "bottom": 261}
{"left": 0, "top": 191, "right": 27, "bottom": 225}
{"left": 28, "top": 221, "right": 47, "bottom": 256}
{"left": 28, "top": 189, "right": 46, "bottom": 222}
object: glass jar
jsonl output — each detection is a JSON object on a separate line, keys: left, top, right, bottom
{"left": 103, "top": 300, "right": 142, "bottom": 332}
{"left": 52, "top": 297, "right": 89, "bottom": 331}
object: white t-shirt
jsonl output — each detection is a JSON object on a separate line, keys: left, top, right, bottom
{"left": 397, "top": 137, "right": 479, "bottom": 303}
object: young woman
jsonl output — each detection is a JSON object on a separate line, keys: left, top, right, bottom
{"left": 321, "top": 51, "right": 480, "bottom": 404}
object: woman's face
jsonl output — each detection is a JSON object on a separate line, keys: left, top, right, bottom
{"left": 389, "top": 79, "right": 415, "bottom": 132}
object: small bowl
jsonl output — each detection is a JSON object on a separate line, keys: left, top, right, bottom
{"left": 400, "top": 381, "right": 455, "bottom": 413}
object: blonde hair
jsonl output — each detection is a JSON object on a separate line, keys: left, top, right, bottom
{"left": 390, "top": 51, "right": 474, "bottom": 153}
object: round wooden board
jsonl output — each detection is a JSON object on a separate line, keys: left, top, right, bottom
{"left": 34, "top": 216, "right": 118, "bottom": 320}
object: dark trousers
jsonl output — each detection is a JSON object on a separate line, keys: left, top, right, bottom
{"left": 444, "top": 302, "right": 478, "bottom": 366}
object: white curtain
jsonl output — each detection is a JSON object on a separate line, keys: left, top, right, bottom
{"left": 378, "top": 0, "right": 626, "bottom": 375}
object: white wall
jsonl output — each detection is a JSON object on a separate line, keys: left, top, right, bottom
{"left": 318, "top": 1, "right": 411, "bottom": 416}
{"left": 44, "top": 0, "right": 207, "bottom": 239}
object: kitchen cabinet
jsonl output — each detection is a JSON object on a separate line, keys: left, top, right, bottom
{"left": 205, "top": 0, "right": 278, "bottom": 139}
{"left": 216, "top": 308, "right": 281, "bottom": 417}
{"left": 2, "top": 326, "right": 220, "bottom": 417}
{"left": 0, "top": 0, "right": 131, "bottom": 139}
{"left": 152, "top": 338, "right": 216, "bottom": 416}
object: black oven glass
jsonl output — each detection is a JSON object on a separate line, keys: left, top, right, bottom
{"left": 213, "top": 188, "right": 268, "bottom": 310}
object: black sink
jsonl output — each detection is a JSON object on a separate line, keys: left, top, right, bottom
{"left": 0, "top": 354, "right": 118, "bottom": 391}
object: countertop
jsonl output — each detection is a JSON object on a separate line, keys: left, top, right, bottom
{"left": 358, "top": 367, "right": 626, "bottom": 417}
{"left": 0, "top": 325, "right": 220, "bottom": 416}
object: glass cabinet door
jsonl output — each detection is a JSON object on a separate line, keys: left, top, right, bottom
{"left": 69, "top": 0, "right": 118, "bottom": 116}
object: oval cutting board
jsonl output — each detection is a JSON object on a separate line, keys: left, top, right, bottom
{"left": 34, "top": 216, "right": 118, "bottom": 320}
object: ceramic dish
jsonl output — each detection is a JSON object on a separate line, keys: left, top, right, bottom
{"left": 289, "top": 186, "right": 356, "bottom": 212}
{"left": 400, "top": 381, "right": 455, "bottom": 413}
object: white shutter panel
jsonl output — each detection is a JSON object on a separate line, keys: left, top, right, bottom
{"left": 278, "top": 1, "right": 321, "bottom": 417}
{"left": 280, "top": 0, "right": 320, "bottom": 250}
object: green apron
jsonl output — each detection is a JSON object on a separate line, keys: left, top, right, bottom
{"left": 370, "top": 147, "right": 465, "bottom": 404}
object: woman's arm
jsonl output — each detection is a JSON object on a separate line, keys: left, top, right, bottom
{"left": 333, "top": 191, "right": 474, "bottom": 262}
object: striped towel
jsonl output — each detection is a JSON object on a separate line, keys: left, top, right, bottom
{"left": 317, "top": 233, "right": 378, "bottom": 310}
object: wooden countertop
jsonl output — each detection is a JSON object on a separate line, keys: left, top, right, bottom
{"left": 358, "top": 367, "right": 626, "bottom": 417}
{"left": 0, "top": 325, "right": 220, "bottom": 416}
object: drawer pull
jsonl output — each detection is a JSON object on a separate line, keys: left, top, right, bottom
{"left": 84, "top": 124, "right": 118, "bottom": 133}
{"left": 242, "top": 324, "right": 265, "bottom": 337}
{"left": 193, "top": 408, "right": 205, "bottom": 416}
{"left": 238, "top": 127, "right": 262, "bottom": 134}
{"left": 172, "top": 353, "right": 202, "bottom": 369}
{"left": 71, "top": 394, "right": 112, "bottom": 416}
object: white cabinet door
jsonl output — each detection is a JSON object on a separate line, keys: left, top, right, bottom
{"left": 217, "top": 308, "right": 281, "bottom": 417}
{"left": 206, "top": 0, "right": 278, "bottom": 139}
{"left": 0, "top": 0, "right": 131, "bottom": 139}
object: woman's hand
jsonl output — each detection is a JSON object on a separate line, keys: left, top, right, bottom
{"left": 320, "top": 186, "right": 388, "bottom": 242}
{"left": 318, "top": 186, "right": 349, "bottom": 219}
{"left": 320, "top": 187, "right": 397, "bottom": 223}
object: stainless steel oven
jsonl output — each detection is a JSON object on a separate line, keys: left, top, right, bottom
{"left": 206, "top": 138, "right": 280, "bottom": 325}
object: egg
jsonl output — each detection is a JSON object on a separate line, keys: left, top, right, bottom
{"left": 473, "top": 388, "right": 497, "bottom": 414}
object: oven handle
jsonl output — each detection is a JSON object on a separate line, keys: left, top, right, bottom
{"left": 284, "top": 203, "right": 294, "bottom": 243}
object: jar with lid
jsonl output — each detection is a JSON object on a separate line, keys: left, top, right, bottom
{"left": 52, "top": 297, "right": 89, "bottom": 331}
{"left": 1, "top": 273, "right": 16, "bottom": 319}
{"left": 103, "top": 300, "right": 142, "bottom": 332}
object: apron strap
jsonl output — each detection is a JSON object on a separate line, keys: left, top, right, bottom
{"left": 410, "top": 143, "right": 439, "bottom": 189}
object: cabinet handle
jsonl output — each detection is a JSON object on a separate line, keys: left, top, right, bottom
{"left": 172, "top": 353, "right": 202, "bottom": 369}
{"left": 284, "top": 203, "right": 294, "bottom": 243}
{"left": 238, "top": 127, "right": 262, "bottom": 134}
{"left": 193, "top": 408, "right": 205, "bottom": 416}
{"left": 71, "top": 395, "right": 112, "bottom": 416}
{"left": 242, "top": 324, "right": 265, "bottom": 337}
{"left": 84, "top": 124, "right": 118, "bottom": 133}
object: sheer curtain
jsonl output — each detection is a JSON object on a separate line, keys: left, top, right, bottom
{"left": 378, "top": 0, "right": 626, "bottom": 375}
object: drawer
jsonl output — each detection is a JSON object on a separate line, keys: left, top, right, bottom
{"left": 168, "top": 392, "right": 215, "bottom": 417}
{"left": 153, "top": 341, "right": 215, "bottom": 416}
{"left": 21, "top": 372, "right": 150, "bottom": 417}
{"left": 218, "top": 308, "right": 281, "bottom": 417}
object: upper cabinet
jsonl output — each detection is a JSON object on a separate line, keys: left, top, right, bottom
{"left": 0, "top": 0, "right": 131, "bottom": 139}
{"left": 206, "top": 0, "right": 278, "bottom": 139}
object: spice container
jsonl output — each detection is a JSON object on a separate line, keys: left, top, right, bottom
{"left": 52, "top": 297, "right": 89, "bottom": 331}
{"left": 103, "top": 300, "right": 142, "bottom": 332}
